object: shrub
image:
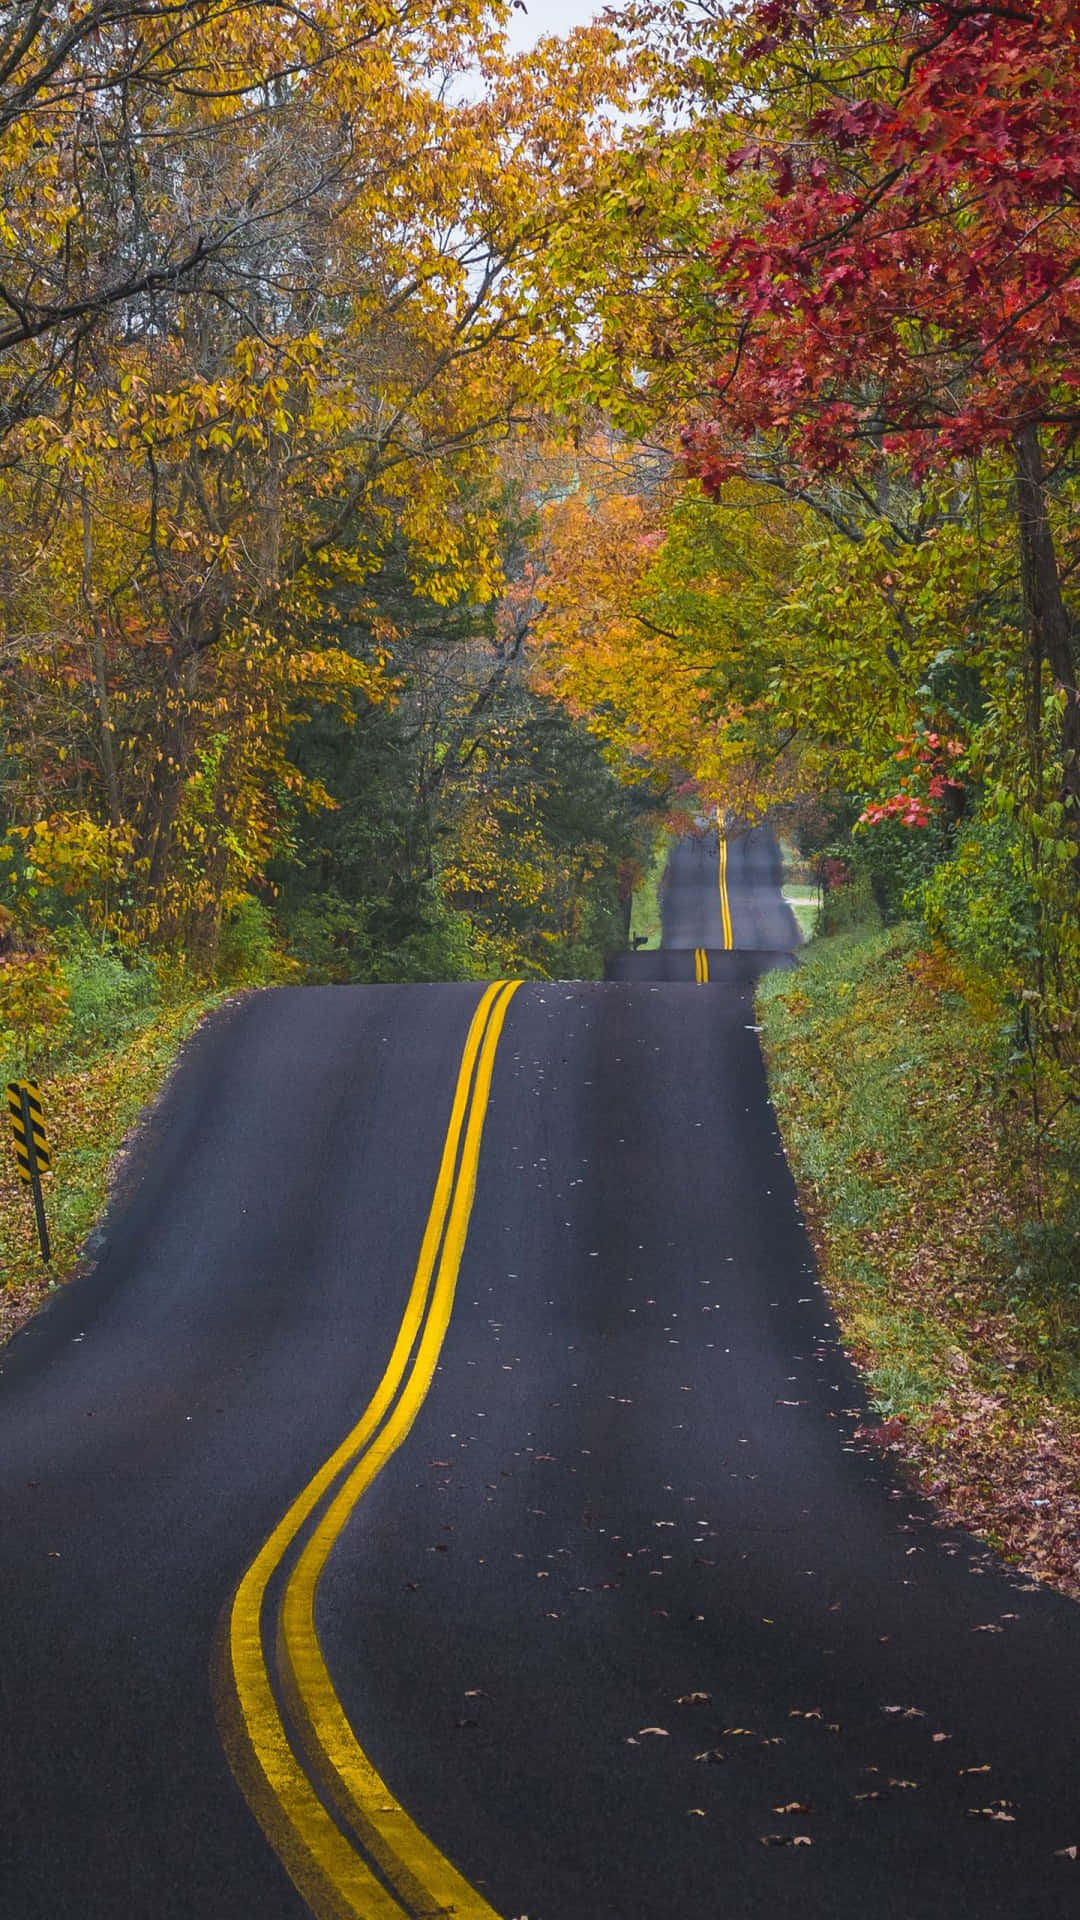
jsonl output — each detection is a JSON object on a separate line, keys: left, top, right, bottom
{"left": 215, "top": 895, "right": 283, "bottom": 987}
{"left": 0, "top": 947, "right": 70, "bottom": 1069}
{"left": 818, "top": 872, "right": 880, "bottom": 935}
{"left": 366, "top": 903, "right": 490, "bottom": 983}
{"left": 917, "top": 812, "right": 1033, "bottom": 984}
{"left": 284, "top": 892, "right": 372, "bottom": 983}
{"left": 60, "top": 937, "right": 159, "bottom": 1057}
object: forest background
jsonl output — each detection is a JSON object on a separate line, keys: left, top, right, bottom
{"left": 2, "top": 1, "right": 1080, "bottom": 1580}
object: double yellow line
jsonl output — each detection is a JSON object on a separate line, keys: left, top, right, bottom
{"left": 216, "top": 980, "right": 521, "bottom": 1920}
{"left": 694, "top": 818, "right": 733, "bottom": 973}
{"left": 718, "top": 822, "right": 734, "bottom": 950}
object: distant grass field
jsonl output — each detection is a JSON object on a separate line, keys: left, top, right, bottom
{"left": 781, "top": 883, "right": 820, "bottom": 941}
{"left": 628, "top": 828, "right": 672, "bottom": 951}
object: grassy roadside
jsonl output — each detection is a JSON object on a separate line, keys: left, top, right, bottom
{"left": 781, "top": 883, "right": 820, "bottom": 941}
{"left": 1, "top": 991, "right": 225, "bottom": 1347}
{"left": 758, "top": 925, "right": 1080, "bottom": 1600}
{"left": 777, "top": 832, "right": 821, "bottom": 941}
{"left": 629, "top": 826, "right": 672, "bottom": 950}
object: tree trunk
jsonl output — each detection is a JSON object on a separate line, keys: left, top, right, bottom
{"left": 1014, "top": 421, "right": 1080, "bottom": 870}
{"left": 81, "top": 490, "right": 122, "bottom": 829}
{"left": 134, "top": 650, "right": 198, "bottom": 907}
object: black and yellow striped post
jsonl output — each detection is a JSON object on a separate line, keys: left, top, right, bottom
{"left": 6, "top": 1080, "right": 51, "bottom": 1263}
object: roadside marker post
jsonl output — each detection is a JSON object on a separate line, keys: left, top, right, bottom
{"left": 6, "top": 1080, "right": 51, "bottom": 1264}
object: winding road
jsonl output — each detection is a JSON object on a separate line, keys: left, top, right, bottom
{"left": 2, "top": 826, "right": 1079, "bottom": 1919}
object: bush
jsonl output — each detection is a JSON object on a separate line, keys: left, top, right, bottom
{"left": 917, "top": 811, "right": 1033, "bottom": 984}
{"left": 0, "top": 947, "right": 70, "bottom": 1068}
{"left": 60, "top": 937, "right": 159, "bottom": 1057}
{"left": 365, "top": 901, "right": 494, "bottom": 983}
{"left": 817, "top": 873, "right": 881, "bottom": 935}
{"left": 284, "top": 892, "right": 372, "bottom": 983}
{"left": 215, "top": 895, "right": 282, "bottom": 987}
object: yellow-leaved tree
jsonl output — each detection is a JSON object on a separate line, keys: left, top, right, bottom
{"left": 0, "top": 4, "right": 640, "bottom": 963}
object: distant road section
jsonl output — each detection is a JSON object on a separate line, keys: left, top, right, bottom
{"left": 607, "top": 821, "right": 798, "bottom": 981}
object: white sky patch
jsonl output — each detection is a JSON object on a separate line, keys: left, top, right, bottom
{"left": 504, "top": 0, "right": 605, "bottom": 53}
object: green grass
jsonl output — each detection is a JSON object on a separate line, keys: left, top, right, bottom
{"left": 756, "top": 921, "right": 1080, "bottom": 1595}
{"left": 1, "top": 987, "right": 225, "bottom": 1343}
{"left": 782, "top": 883, "right": 821, "bottom": 941}
{"left": 629, "top": 827, "right": 672, "bottom": 951}
{"left": 758, "top": 925, "right": 963, "bottom": 1411}
{"left": 777, "top": 833, "right": 821, "bottom": 940}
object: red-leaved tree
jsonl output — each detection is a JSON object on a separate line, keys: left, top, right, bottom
{"left": 684, "top": 0, "right": 1080, "bottom": 841}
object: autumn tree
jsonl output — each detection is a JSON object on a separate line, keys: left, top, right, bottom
{"left": 681, "top": 1, "right": 1080, "bottom": 840}
{"left": 275, "top": 443, "right": 658, "bottom": 981}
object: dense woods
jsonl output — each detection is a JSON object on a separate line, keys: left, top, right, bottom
{"left": 0, "top": 0, "right": 657, "bottom": 1055}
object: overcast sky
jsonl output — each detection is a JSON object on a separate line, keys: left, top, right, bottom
{"left": 503, "top": 0, "right": 604, "bottom": 53}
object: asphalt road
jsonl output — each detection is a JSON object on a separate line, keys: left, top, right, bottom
{"left": 661, "top": 824, "right": 797, "bottom": 953}
{"left": 605, "top": 824, "right": 797, "bottom": 982}
{"left": 1, "top": 830, "right": 1079, "bottom": 1918}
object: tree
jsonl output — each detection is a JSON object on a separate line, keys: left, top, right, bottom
{"left": 683, "top": 0, "right": 1080, "bottom": 849}
{"left": 275, "top": 451, "right": 659, "bottom": 982}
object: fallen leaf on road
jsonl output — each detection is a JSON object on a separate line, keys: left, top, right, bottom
{"left": 638, "top": 1727, "right": 669, "bottom": 1737}
{"left": 676, "top": 1692, "right": 711, "bottom": 1706}
{"left": 889, "top": 1779, "right": 920, "bottom": 1790}
{"left": 788, "top": 1709, "right": 822, "bottom": 1720}
{"left": 968, "top": 1802, "right": 1017, "bottom": 1822}
{"left": 1054, "top": 1846, "right": 1078, "bottom": 1859}
{"left": 722, "top": 1727, "right": 756, "bottom": 1736}
{"left": 694, "top": 1749, "right": 726, "bottom": 1764}
{"left": 761, "top": 1835, "right": 812, "bottom": 1847}
{"left": 687, "top": 1808, "right": 706, "bottom": 1816}
{"left": 958, "top": 1765, "right": 991, "bottom": 1776}
{"left": 773, "top": 1802, "right": 812, "bottom": 1815}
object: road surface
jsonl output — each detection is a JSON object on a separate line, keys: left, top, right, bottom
{"left": 606, "top": 823, "right": 797, "bottom": 981}
{"left": 1, "top": 827, "right": 1079, "bottom": 1919}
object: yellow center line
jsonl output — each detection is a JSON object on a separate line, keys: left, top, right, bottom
{"left": 217, "top": 980, "right": 520, "bottom": 1920}
{"left": 694, "top": 947, "right": 709, "bottom": 983}
{"left": 718, "top": 829, "right": 734, "bottom": 950}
